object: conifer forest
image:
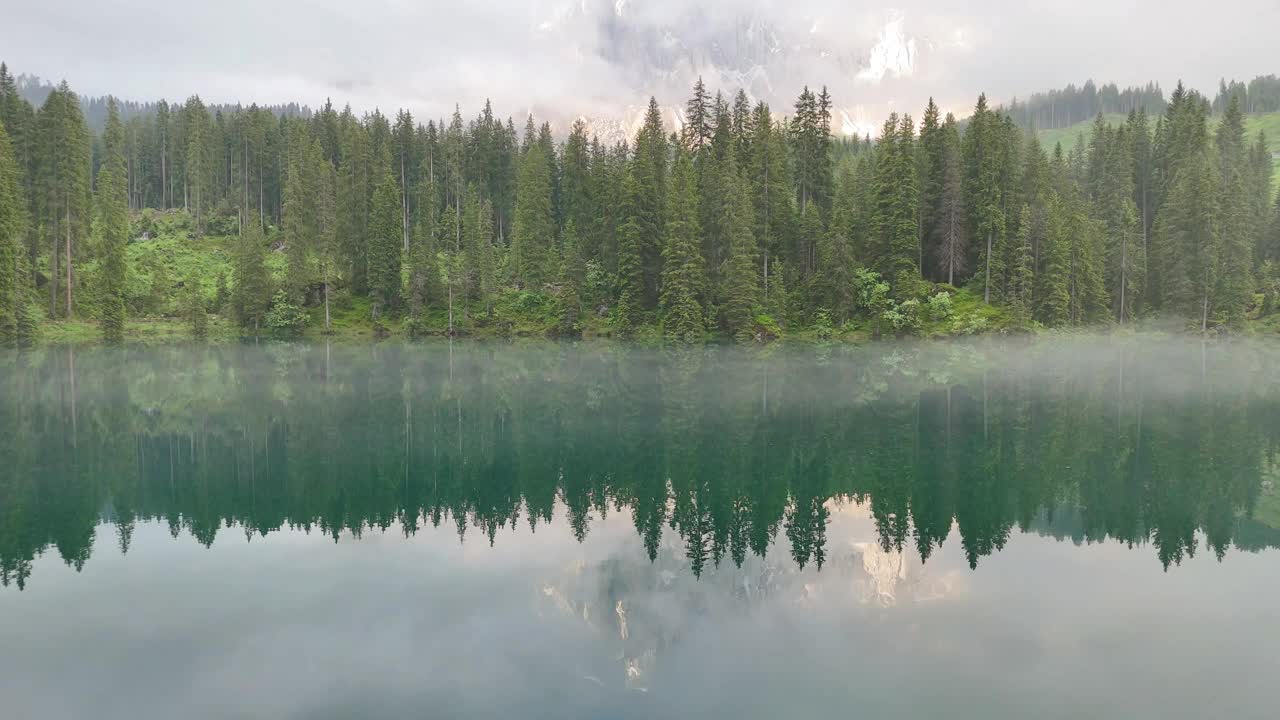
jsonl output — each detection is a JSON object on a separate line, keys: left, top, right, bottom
{"left": 1, "top": 63, "right": 1278, "bottom": 345}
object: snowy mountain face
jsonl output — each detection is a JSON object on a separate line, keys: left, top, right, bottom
{"left": 544, "top": 0, "right": 920, "bottom": 143}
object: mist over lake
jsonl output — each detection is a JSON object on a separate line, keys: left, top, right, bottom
{"left": 2, "top": 336, "right": 1279, "bottom": 718}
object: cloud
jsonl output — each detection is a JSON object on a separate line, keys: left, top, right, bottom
{"left": 2, "top": 0, "right": 1277, "bottom": 132}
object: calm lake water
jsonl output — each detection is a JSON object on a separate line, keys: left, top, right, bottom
{"left": 2, "top": 338, "right": 1279, "bottom": 719}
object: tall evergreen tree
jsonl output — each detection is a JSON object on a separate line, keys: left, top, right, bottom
{"left": 1035, "top": 193, "right": 1072, "bottom": 326}
{"left": 614, "top": 169, "right": 645, "bottom": 334}
{"left": 1212, "top": 95, "right": 1254, "bottom": 327}
{"left": 962, "top": 95, "right": 1006, "bottom": 303}
{"left": 512, "top": 133, "right": 555, "bottom": 289}
{"left": 231, "top": 212, "right": 271, "bottom": 331}
{"left": 559, "top": 219, "right": 585, "bottom": 337}
{"left": 367, "top": 172, "right": 403, "bottom": 316}
{"left": 749, "top": 102, "right": 793, "bottom": 309}
{"left": 632, "top": 98, "right": 667, "bottom": 308}
{"left": 871, "top": 114, "right": 921, "bottom": 287}
{"left": 917, "top": 98, "right": 946, "bottom": 281}
{"left": 96, "top": 100, "right": 129, "bottom": 343}
{"left": 660, "top": 151, "right": 703, "bottom": 341}
{"left": 0, "top": 119, "right": 29, "bottom": 342}
{"left": 815, "top": 163, "right": 858, "bottom": 319}
{"left": 721, "top": 169, "right": 760, "bottom": 340}
{"left": 36, "top": 81, "right": 91, "bottom": 318}
{"left": 937, "top": 115, "right": 967, "bottom": 285}
{"left": 1007, "top": 205, "right": 1036, "bottom": 326}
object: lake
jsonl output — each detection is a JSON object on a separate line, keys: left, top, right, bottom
{"left": 2, "top": 338, "right": 1279, "bottom": 719}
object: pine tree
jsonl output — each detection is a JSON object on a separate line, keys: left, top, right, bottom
{"left": 749, "top": 102, "right": 793, "bottom": 310}
{"left": 36, "top": 81, "right": 91, "bottom": 318}
{"left": 97, "top": 100, "right": 129, "bottom": 343}
{"left": 791, "top": 86, "right": 833, "bottom": 218}
{"left": 231, "top": 212, "right": 271, "bottom": 331}
{"left": 871, "top": 113, "right": 921, "bottom": 288}
{"left": 1212, "top": 95, "right": 1254, "bottom": 328}
{"left": 615, "top": 169, "right": 645, "bottom": 334}
{"left": 1035, "top": 193, "right": 1072, "bottom": 326}
{"left": 1007, "top": 205, "right": 1036, "bottom": 327}
{"left": 917, "top": 98, "right": 946, "bottom": 281}
{"left": 1065, "top": 188, "right": 1111, "bottom": 324}
{"left": 682, "top": 78, "right": 711, "bottom": 152}
{"left": 182, "top": 96, "right": 211, "bottom": 234}
{"left": 466, "top": 192, "right": 497, "bottom": 317}
{"left": 406, "top": 216, "right": 443, "bottom": 334}
{"left": 937, "top": 115, "right": 967, "bottom": 285}
{"left": 183, "top": 270, "right": 208, "bottom": 339}
{"left": 560, "top": 119, "right": 593, "bottom": 238}
{"left": 721, "top": 169, "right": 760, "bottom": 340}
{"left": 813, "top": 164, "right": 856, "bottom": 320}
{"left": 512, "top": 135, "right": 555, "bottom": 288}
{"left": 963, "top": 95, "right": 1006, "bottom": 303}
{"left": 660, "top": 151, "right": 704, "bottom": 341}
{"left": 337, "top": 114, "right": 371, "bottom": 293}
{"left": 0, "top": 119, "right": 28, "bottom": 342}
{"left": 559, "top": 219, "right": 585, "bottom": 337}
{"left": 632, "top": 98, "right": 667, "bottom": 308}
{"left": 367, "top": 172, "right": 403, "bottom": 316}
{"left": 392, "top": 109, "right": 416, "bottom": 253}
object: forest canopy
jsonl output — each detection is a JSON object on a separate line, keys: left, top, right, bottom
{"left": 1, "top": 63, "right": 1278, "bottom": 345}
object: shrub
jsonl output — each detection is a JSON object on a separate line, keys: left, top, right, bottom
{"left": 925, "top": 291, "right": 954, "bottom": 322}
{"left": 265, "top": 290, "right": 308, "bottom": 335}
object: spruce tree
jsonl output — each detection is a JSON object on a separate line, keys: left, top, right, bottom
{"left": 660, "top": 151, "right": 704, "bottom": 341}
{"left": 870, "top": 114, "right": 920, "bottom": 288}
{"left": 721, "top": 169, "right": 760, "bottom": 340}
{"left": 559, "top": 219, "right": 585, "bottom": 337}
{"left": 183, "top": 270, "right": 208, "bottom": 340}
{"left": 97, "top": 100, "right": 129, "bottom": 343}
{"left": 917, "top": 98, "right": 946, "bottom": 281}
{"left": 749, "top": 102, "right": 793, "bottom": 309}
{"left": 614, "top": 169, "right": 645, "bottom": 334}
{"left": 0, "top": 119, "right": 27, "bottom": 342}
{"left": 512, "top": 135, "right": 555, "bottom": 288}
{"left": 632, "top": 98, "right": 667, "bottom": 308}
{"left": 937, "top": 115, "right": 967, "bottom": 285}
{"left": 1035, "top": 193, "right": 1072, "bottom": 326}
{"left": 814, "top": 163, "right": 856, "bottom": 320}
{"left": 408, "top": 169, "right": 443, "bottom": 327}
{"left": 231, "top": 212, "right": 271, "bottom": 331}
{"left": 36, "top": 81, "right": 91, "bottom": 318}
{"left": 367, "top": 172, "right": 403, "bottom": 316}
{"left": 1007, "top": 205, "right": 1036, "bottom": 327}
{"left": 337, "top": 114, "right": 372, "bottom": 293}
{"left": 560, "top": 119, "right": 593, "bottom": 238}
{"left": 1212, "top": 95, "right": 1254, "bottom": 327}
{"left": 963, "top": 95, "right": 1006, "bottom": 303}
{"left": 466, "top": 192, "right": 497, "bottom": 317}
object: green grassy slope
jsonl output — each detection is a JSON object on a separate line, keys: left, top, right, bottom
{"left": 1035, "top": 111, "right": 1280, "bottom": 191}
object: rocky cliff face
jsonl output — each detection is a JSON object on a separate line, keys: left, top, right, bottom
{"left": 545, "top": 0, "right": 920, "bottom": 143}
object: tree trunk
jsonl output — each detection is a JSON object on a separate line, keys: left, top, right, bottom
{"left": 50, "top": 217, "right": 58, "bottom": 317}
{"left": 65, "top": 199, "right": 72, "bottom": 318}
{"left": 1118, "top": 230, "right": 1127, "bottom": 324}
{"left": 161, "top": 129, "right": 168, "bottom": 209}
{"left": 323, "top": 267, "right": 331, "bottom": 334}
{"left": 401, "top": 156, "right": 409, "bottom": 253}
{"left": 984, "top": 229, "right": 993, "bottom": 303}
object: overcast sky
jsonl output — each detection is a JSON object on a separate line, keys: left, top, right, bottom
{"left": 2, "top": 0, "right": 1277, "bottom": 133}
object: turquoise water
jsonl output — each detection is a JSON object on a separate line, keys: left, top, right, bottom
{"left": 1, "top": 339, "right": 1278, "bottom": 718}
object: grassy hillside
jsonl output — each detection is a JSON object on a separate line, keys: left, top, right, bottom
{"left": 1035, "top": 111, "right": 1280, "bottom": 191}
{"left": 1036, "top": 113, "right": 1129, "bottom": 155}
